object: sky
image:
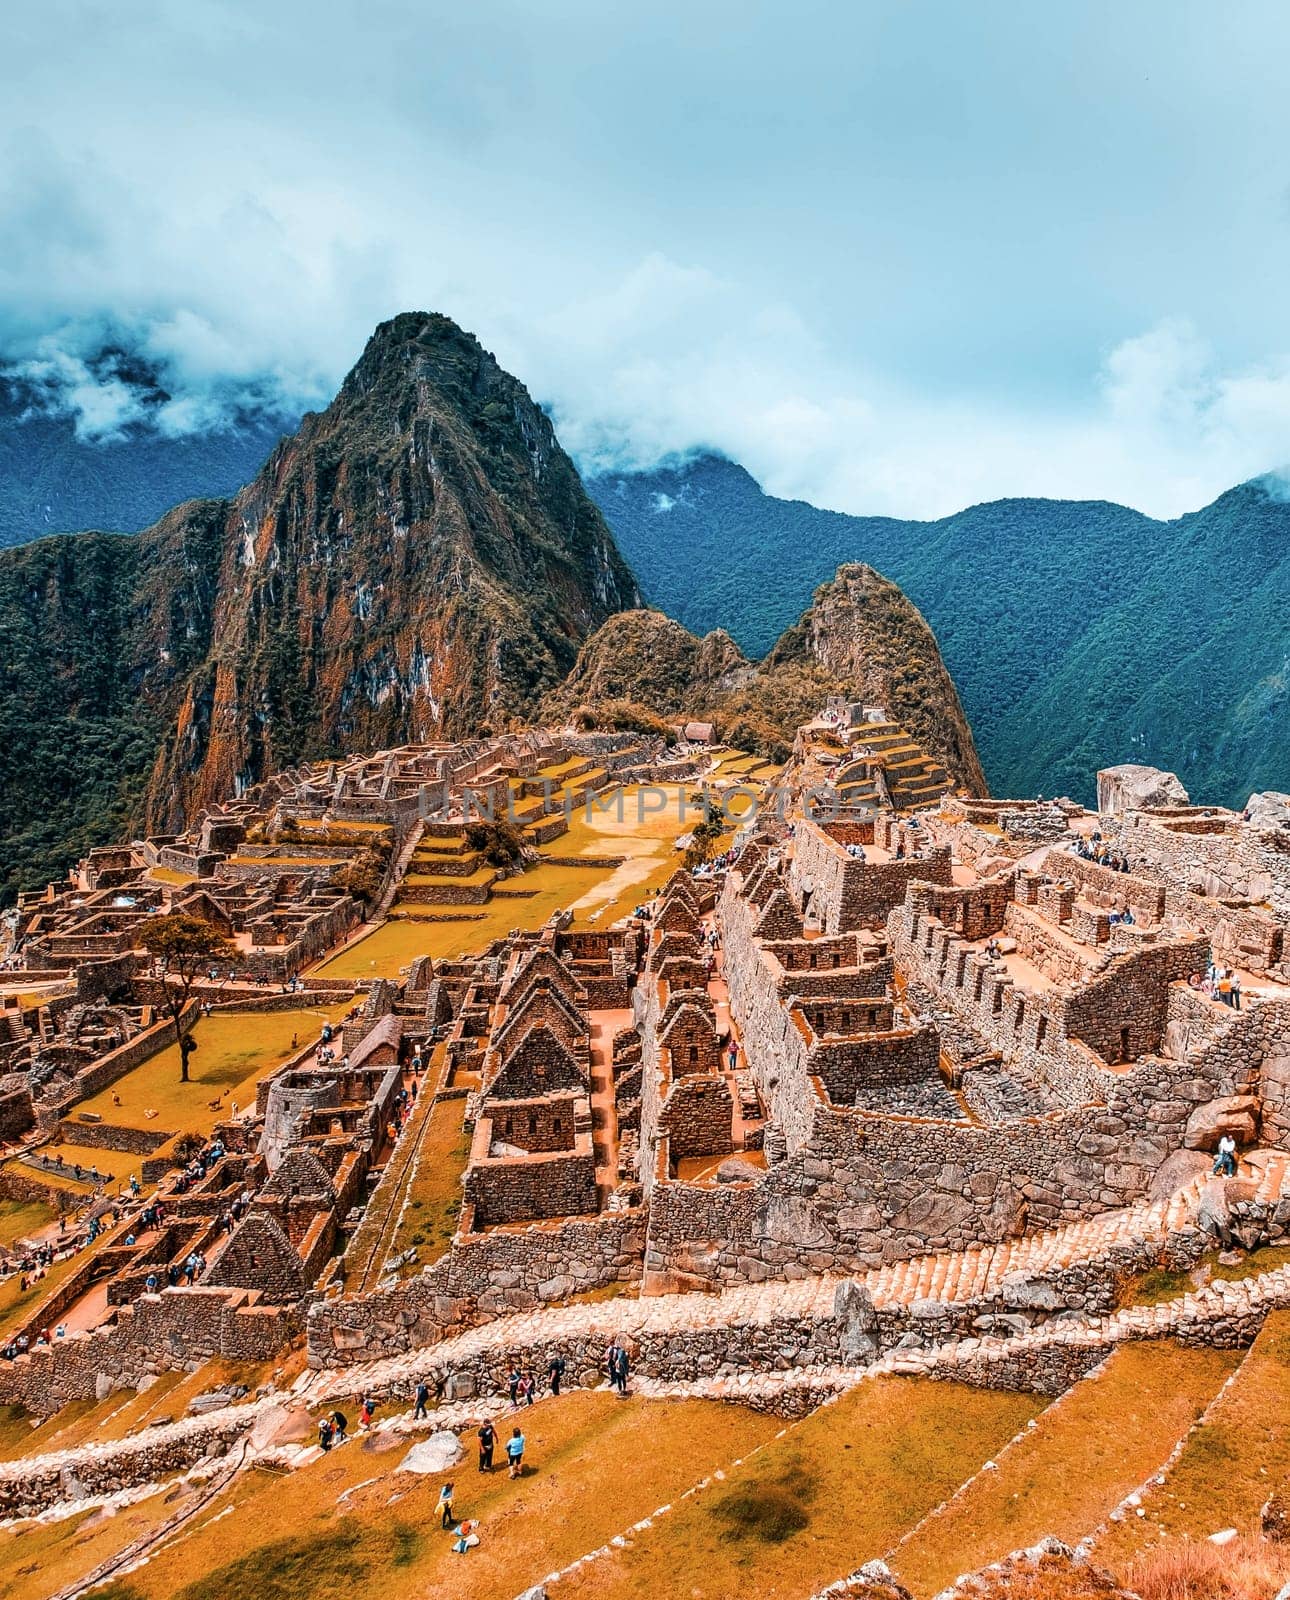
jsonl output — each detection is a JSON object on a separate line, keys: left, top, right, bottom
{"left": 3, "top": 0, "right": 1290, "bottom": 519}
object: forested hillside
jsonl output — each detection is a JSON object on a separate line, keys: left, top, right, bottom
{"left": 590, "top": 456, "right": 1290, "bottom": 807}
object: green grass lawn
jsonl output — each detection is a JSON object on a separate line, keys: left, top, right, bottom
{"left": 71, "top": 1003, "right": 350, "bottom": 1137}
{"left": 0, "top": 1199, "right": 55, "bottom": 1248}
{"left": 385, "top": 1096, "right": 470, "bottom": 1272}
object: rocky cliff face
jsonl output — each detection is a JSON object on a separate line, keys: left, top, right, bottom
{"left": 0, "top": 313, "right": 640, "bottom": 892}
{"left": 145, "top": 313, "right": 639, "bottom": 826}
{"left": 552, "top": 564, "right": 986, "bottom": 794}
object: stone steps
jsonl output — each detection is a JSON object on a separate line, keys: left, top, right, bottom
{"left": 309, "top": 1161, "right": 1290, "bottom": 1404}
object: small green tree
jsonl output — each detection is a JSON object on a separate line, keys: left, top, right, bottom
{"left": 137, "top": 914, "right": 236, "bottom": 1083}
{"left": 465, "top": 818, "right": 528, "bottom": 868}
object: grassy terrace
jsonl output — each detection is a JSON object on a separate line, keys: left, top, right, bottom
{"left": 1120, "top": 1244, "right": 1290, "bottom": 1307}
{"left": 54, "top": 1394, "right": 782, "bottom": 1600}
{"left": 0, "top": 1200, "right": 54, "bottom": 1249}
{"left": 5, "top": 1144, "right": 144, "bottom": 1192}
{"left": 557, "top": 1376, "right": 1041, "bottom": 1600}
{"left": 317, "top": 786, "right": 698, "bottom": 980}
{"left": 70, "top": 1003, "right": 350, "bottom": 1139}
{"left": 383, "top": 1094, "right": 470, "bottom": 1275}
{"left": 0, "top": 1355, "right": 277, "bottom": 1463}
{"left": 0, "top": 1244, "right": 91, "bottom": 1341}
{"left": 889, "top": 1342, "right": 1240, "bottom": 1596}
{"left": 1095, "top": 1311, "right": 1290, "bottom": 1568}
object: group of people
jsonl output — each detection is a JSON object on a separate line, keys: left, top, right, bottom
{"left": 317, "top": 1394, "right": 379, "bottom": 1451}
{"left": 170, "top": 1137, "right": 228, "bottom": 1196}
{"left": 1072, "top": 835, "right": 1133, "bottom": 873}
{"left": 1188, "top": 965, "right": 1243, "bottom": 1009}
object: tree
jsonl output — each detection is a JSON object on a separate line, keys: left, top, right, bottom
{"left": 464, "top": 818, "right": 529, "bottom": 868}
{"left": 137, "top": 913, "right": 236, "bottom": 1083}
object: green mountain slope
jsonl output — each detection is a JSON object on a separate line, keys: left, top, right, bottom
{"left": 589, "top": 456, "right": 1290, "bottom": 807}
{"left": 0, "top": 379, "right": 290, "bottom": 549}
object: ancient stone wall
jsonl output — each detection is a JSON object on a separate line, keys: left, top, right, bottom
{"left": 806, "top": 1025, "right": 942, "bottom": 1107}
{"left": 0, "top": 1289, "right": 293, "bottom": 1415}
{"left": 659, "top": 1073, "right": 734, "bottom": 1158}
{"left": 308, "top": 1210, "right": 646, "bottom": 1363}
{"left": 789, "top": 821, "right": 953, "bottom": 933}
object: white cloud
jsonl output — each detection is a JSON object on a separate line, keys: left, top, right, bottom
{"left": 4, "top": 0, "right": 1290, "bottom": 521}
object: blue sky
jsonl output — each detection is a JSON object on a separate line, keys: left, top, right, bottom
{"left": 3, "top": 0, "right": 1290, "bottom": 517}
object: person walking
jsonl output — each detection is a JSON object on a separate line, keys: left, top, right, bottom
{"left": 413, "top": 1381, "right": 430, "bottom": 1421}
{"left": 477, "top": 1419, "right": 496, "bottom": 1473}
{"left": 507, "top": 1366, "right": 521, "bottom": 1407}
{"left": 1215, "top": 1133, "right": 1238, "bottom": 1178}
{"left": 318, "top": 1416, "right": 334, "bottom": 1452}
{"left": 605, "top": 1341, "right": 620, "bottom": 1389}
{"left": 359, "top": 1395, "right": 376, "bottom": 1429}
{"left": 518, "top": 1371, "right": 535, "bottom": 1407}
{"left": 437, "top": 1481, "right": 456, "bottom": 1530}
{"left": 547, "top": 1354, "right": 565, "bottom": 1397}
{"left": 506, "top": 1426, "right": 526, "bottom": 1479}
{"left": 613, "top": 1344, "right": 631, "bottom": 1396}
{"left": 331, "top": 1410, "right": 348, "bottom": 1443}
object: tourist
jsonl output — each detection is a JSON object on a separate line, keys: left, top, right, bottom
{"left": 1218, "top": 970, "right": 1233, "bottom": 1007}
{"left": 547, "top": 1353, "right": 565, "bottom": 1396}
{"left": 331, "top": 1409, "right": 349, "bottom": 1442}
{"left": 507, "top": 1365, "right": 521, "bottom": 1407}
{"left": 477, "top": 1418, "right": 496, "bottom": 1472}
{"left": 613, "top": 1345, "right": 630, "bottom": 1395}
{"left": 727, "top": 1040, "right": 738, "bottom": 1072}
{"left": 414, "top": 1380, "right": 430, "bottom": 1420}
{"left": 359, "top": 1395, "right": 376, "bottom": 1429}
{"left": 519, "top": 1370, "right": 535, "bottom": 1406}
{"left": 438, "top": 1481, "right": 456, "bottom": 1529}
{"left": 506, "top": 1426, "right": 526, "bottom": 1478}
{"left": 1231, "top": 972, "right": 1242, "bottom": 1010}
{"left": 318, "top": 1416, "right": 334, "bottom": 1452}
{"left": 451, "top": 1518, "right": 481, "bottom": 1554}
{"left": 1214, "top": 1133, "right": 1238, "bottom": 1178}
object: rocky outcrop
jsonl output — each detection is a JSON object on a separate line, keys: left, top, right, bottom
{"left": 1097, "top": 764, "right": 1190, "bottom": 814}
{"left": 1245, "top": 790, "right": 1290, "bottom": 831}
{"left": 767, "top": 564, "right": 986, "bottom": 794}
{"left": 547, "top": 609, "right": 755, "bottom": 718}
{"left": 552, "top": 565, "right": 986, "bottom": 794}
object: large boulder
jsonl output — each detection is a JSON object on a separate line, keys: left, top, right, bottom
{"left": 1244, "top": 791, "right": 1290, "bottom": 831}
{"left": 834, "top": 1280, "right": 878, "bottom": 1362}
{"left": 1097, "top": 764, "right": 1189, "bottom": 815}
{"left": 398, "top": 1430, "right": 465, "bottom": 1474}
{"left": 1183, "top": 1096, "right": 1259, "bottom": 1152}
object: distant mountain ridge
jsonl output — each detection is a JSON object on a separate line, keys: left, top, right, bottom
{"left": 0, "top": 373, "right": 293, "bottom": 548}
{"left": 589, "top": 454, "right": 1290, "bottom": 808}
